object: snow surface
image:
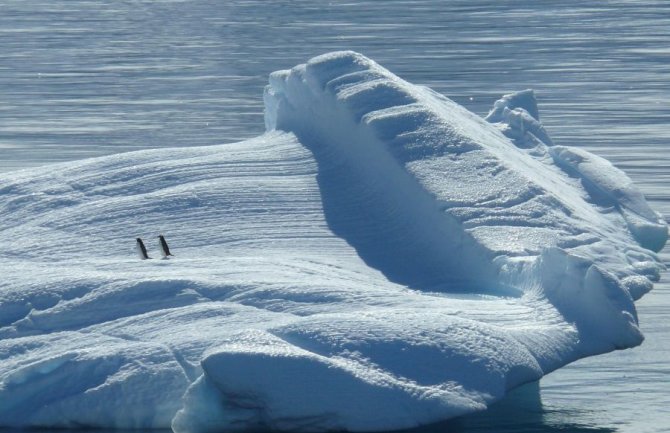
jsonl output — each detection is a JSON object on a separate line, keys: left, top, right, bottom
{"left": 0, "top": 51, "right": 666, "bottom": 431}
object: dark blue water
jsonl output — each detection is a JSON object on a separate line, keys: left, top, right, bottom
{"left": 1, "top": 1, "right": 668, "bottom": 431}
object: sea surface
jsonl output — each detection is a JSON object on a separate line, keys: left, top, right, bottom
{"left": 1, "top": 1, "right": 668, "bottom": 432}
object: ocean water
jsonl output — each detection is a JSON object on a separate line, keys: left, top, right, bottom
{"left": 1, "top": 1, "right": 668, "bottom": 432}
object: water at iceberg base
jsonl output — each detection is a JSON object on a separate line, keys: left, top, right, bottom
{"left": 0, "top": 52, "right": 666, "bottom": 432}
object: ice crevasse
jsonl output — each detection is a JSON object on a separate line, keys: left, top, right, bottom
{"left": 0, "top": 51, "right": 666, "bottom": 432}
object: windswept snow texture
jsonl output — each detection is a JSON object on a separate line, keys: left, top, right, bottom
{"left": 0, "top": 52, "right": 666, "bottom": 432}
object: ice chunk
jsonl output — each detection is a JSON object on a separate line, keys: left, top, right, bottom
{"left": 0, "top": 52, "right": 665, "bottom": 432}
{"left": 485, "top": 90, "right": 553, "bottom": 147}
{"left": 486, "top": 89, "right": 541, "bottom": 121}
{"left": 549, "top": 145, "right": 668, "bottom": 251}
{"left": 174, "top": 315, "right": 545, "bottom": 432}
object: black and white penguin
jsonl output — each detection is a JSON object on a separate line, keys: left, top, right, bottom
{"left": 136, "top": 237, "right": 151, "bottom": 260}
{"left": 158, "top": 234, "right": 173, "bottom": 258}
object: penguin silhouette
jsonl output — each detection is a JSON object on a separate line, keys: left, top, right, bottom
{"left": 136, "top": 238, "right": 151, "bottom": 260}
{"left": 158, "top": 234, "right": 173, "bottom": 258}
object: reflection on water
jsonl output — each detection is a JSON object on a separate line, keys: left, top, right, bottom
{"left": 409, "top": 382, "right": 616, "bottom": 433}
{"left": 1, "top": 1, "right": 669, "bottom": 432}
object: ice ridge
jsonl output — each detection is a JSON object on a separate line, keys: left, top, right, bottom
{"left": 265, "top": 51, "right": 665, "bottom": 328}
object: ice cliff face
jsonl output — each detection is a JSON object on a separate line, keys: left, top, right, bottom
{"left": 0, "top": 51, "right": 666, "bottom": 432}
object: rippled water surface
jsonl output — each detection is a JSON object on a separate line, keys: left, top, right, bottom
{"left": 1, "top": 1, "right": 669, "bottom": 432}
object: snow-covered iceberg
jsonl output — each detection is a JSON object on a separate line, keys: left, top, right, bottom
{"left": 0, "top": 51, "right": 666, "bottom": 431}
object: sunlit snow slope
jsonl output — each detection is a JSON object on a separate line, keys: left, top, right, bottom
{"left": 0, "top": 52, "right": 666, "bottom": 432}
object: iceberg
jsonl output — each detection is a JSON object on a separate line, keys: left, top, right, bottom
{"left": 0, "top": 51, "right": 666, "bottom": 431}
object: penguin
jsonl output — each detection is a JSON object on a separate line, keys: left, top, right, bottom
{"left": 158, "top": 234, "right": 173, "bottom": 258}
{"left": 136, "top": 237, "right": 151, "bottom": 260}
